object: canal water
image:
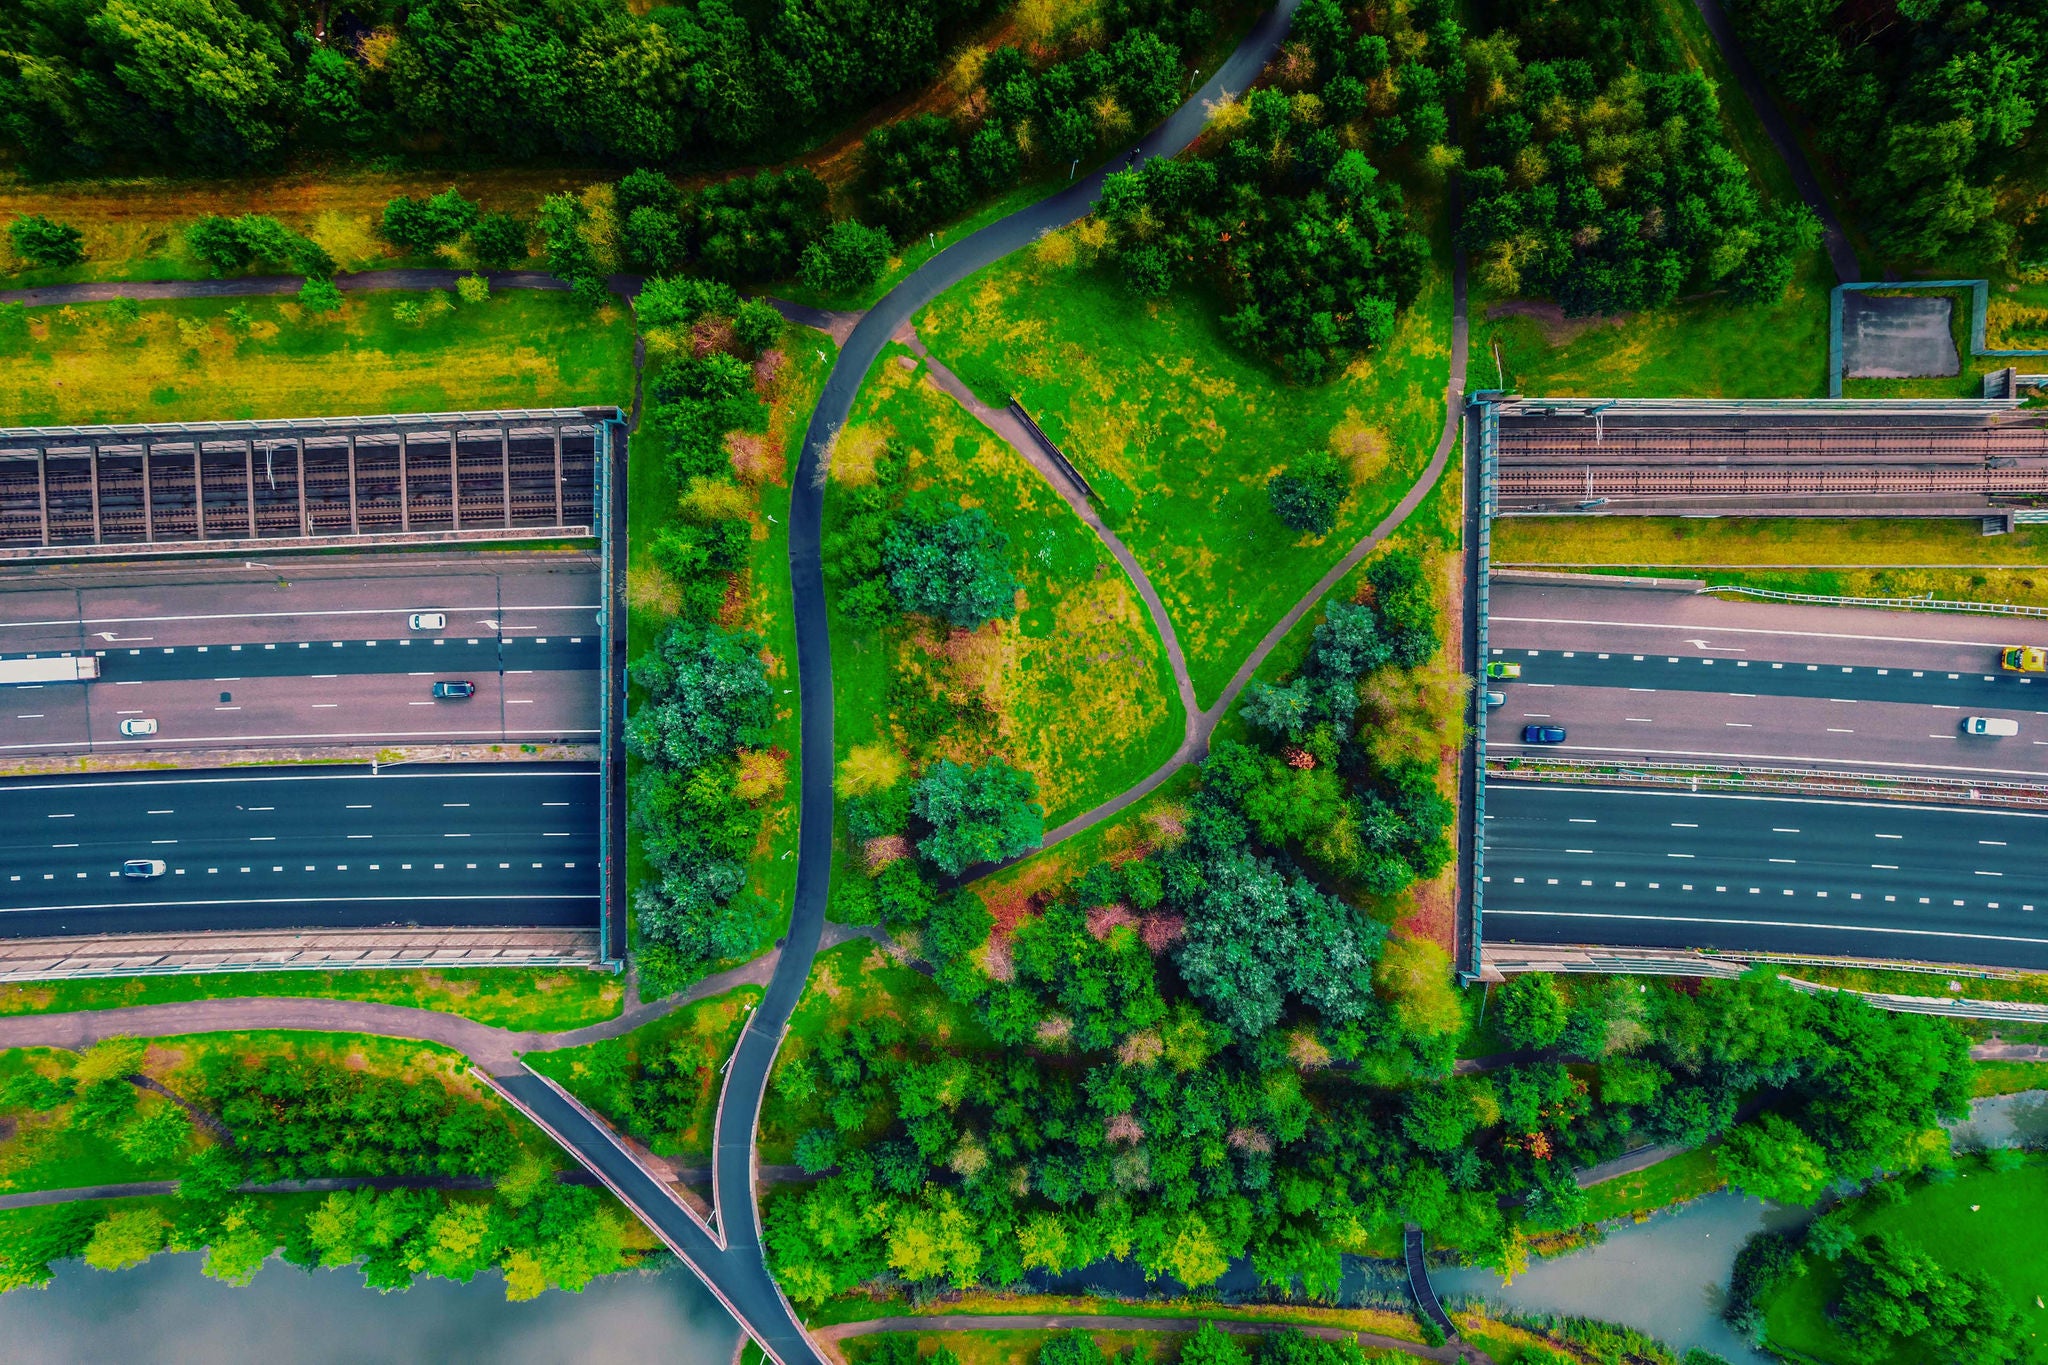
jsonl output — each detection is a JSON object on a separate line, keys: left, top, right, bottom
{"left": 0, "top": 1252, "right": 742, "bottom": 1365}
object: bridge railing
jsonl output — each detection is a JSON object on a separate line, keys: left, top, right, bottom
{"left": 1703, "top": 584, "right": 2048, "bottom": 617}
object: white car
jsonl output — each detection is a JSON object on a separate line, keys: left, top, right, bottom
{"left": 121, "top": 859, "right": 167, "bottom": 878}
{"left": 408, "top": 612, "right": 447, "bottom": 631}
{"left": 118, "top": 717, "right": 158, "bottom": 737}
{"left": 1963, "top": 716, "right": 2020, "bottom": 737}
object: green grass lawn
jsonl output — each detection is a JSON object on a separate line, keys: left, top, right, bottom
{"left": 833, "top": 343, "right": 1184, "bottom": 826}
{"left": 1571, "top": 1145, "right": 1726, "bottom": 1228}
{"left": 1475, "top": 252, "right": 1832, "bottom": 401}
{"left": 0, "top": 290, "right": 635, "bottom": 426}
{"left": 1973, "top": 1061, "right": 2048, "bottom": 1099}
{"left": 915, "top": 223, "right": 1454, "bottom": 708}
{"left": 0, "top": 967, "right": 624, "bottom": 1032}
{"left": 759, "top": 940, "right": 991, "bottom": 1165}
{"left": 1764, "top": 1153, "right": 2048, "bottom": 1363}
{"left": 524, "top": 986, "right": 760, "bottom": 1165}
{"left": 965, "top": 767, "right": 1200, "bottom": 928}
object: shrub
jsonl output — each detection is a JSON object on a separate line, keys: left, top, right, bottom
{"left": 734, "top": 298, "right": 782, "bottom": 354}
{"left": 800, "top": 219, "right": 892, "bottom": 295}
{"left": 298, "top": 279, "right": 344, "bottom": 313}
{"left": 1267, "top": 451, "right": 1346, "bottom": 535}
{"left": 456, "top": 273, "right": 490, "bottom": 305}
{"left": 468, "top": 212, "right": 530, "bottom": 270}
{"left": 186, "top": 214, "right": 335, "bottom": 279}
{"left": 8, "top": 214, "right": 85, "bottom": 267}
{"left": 381, "top": 189, "right": 480, "bottom": 256}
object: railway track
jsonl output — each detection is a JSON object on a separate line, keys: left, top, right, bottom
{"left": 0, "top": 423, "right": 597, "bottom": 548}
{"left": 1499, "top": 428, "right": 2048, "bottom": 466}
{"left": 1499, "top": 467, "right": 2048, "bottom": 496}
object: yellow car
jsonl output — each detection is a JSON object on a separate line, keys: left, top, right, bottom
{"left": 2001, "top": 646, "right": 2046, "bottom": 674}
{"left": 1486, "top": 661, "right": 1523, "bottom": 679}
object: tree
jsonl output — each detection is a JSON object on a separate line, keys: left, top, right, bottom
{"left": 1038, "top": 1330, "right": 1107, "bottom": 1365}
{"left": 1836, "top": 1233, "right": 2026, "bottom": 1365}
{"left": 8, "top": 214, "right": 84, "bottom": 267}
{"left": 1495, "top": 973, "right": 1567, "bottom": 1050}
{"left": 1717, "top": 1114, "right": 1831, "bottom": 1205}
{"left": 801, "top": 219, "right": 892, "bottom": 295}
{"left": 81, "top": 1208, "right": 169, "bottom": 1271}
{"left": 468, "top": 213, "right": 531, "bottom": 270}
{"left": 883, "top": 504, "right": 1020, "bottom": 630}
{"left": 1179, "top": 1323, "right": 1250, "bottom": 1365}
{"left": 912, "top": 759, "right": 1044, "bottom": 876}
{"left": 627, "top": 621, "right": 773, "bottom": 771}
{"left": 1267, "top": 453, "right": 1346, "bottom": 535}
{"left": 298, "top": 278, "right": 343, "bottom": 313}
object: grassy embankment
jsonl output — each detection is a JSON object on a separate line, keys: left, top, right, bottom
{"left": 624, "top": 323, "right": 837, "bottom": 978}
{"left": 0, "top": 289, "right": 634, "bottom": 425}
{"left": 0, "top": 968, "right": 622, "bottom": 1032}
{"left": 1492, "top": 517, "right": 2048, "bottom": 610}
{"left": 827, "top": 342, "right": 1185, "bottom": 830}
{"left": 524, "top": 985, "right": 761, "bottom": 1166}
{"left": 1762, "top": 1152, "right": 2048, "bottom": 1362}
{"left": 915, "top": 212, "right": 1455, "bottom": 710}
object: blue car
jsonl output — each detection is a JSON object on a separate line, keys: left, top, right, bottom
{"left": 1522, "top": 724, "right": 1567, "bottom": 744}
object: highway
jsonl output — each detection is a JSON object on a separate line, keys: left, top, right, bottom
{"left": 0, "top": 765, "right": 598, "bottom": 937}
{"left": 1483, "top": 784, "right": 2048, "bottom": 968}
{"left": 0, "top": 554, "right": 599, "bottom": 756}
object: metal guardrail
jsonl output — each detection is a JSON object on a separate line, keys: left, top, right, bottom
{"left": 1464, "top": 396, "right": 1499, "bottom": 983}
{"left": 1007, "top": 399, "right": 1098, "bottom": 501}
{"left": 597, "top": 414, "right": 627, "bottom": 967}
{"left": 1780, "top": 976, "right": 2048, "bottom": 1023}
{"left": 1703, "top": 584, "right": 2048, "bottom": 617}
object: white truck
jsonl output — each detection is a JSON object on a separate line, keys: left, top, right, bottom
{"left": 0, "top": 655, "right": 100, "bottom": 685}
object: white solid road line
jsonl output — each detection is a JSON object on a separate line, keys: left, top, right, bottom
{"left": 0, "top": 893, "right": 599, "bottom": 914}
{"left": 1499, "top": 784, "right": 2048, "bottom": 821}
{"left": 1487, "top": 907, "right": 2048, "bottom": 948}
{"left": 0, "top": 604, "right": 601, "bottom": 631}
{"left": 0, "top": 769, "right": 592, "bottom": 793}
{"left": 0, "top": 727, "right": 597, "bottom": 753}
{"left": 1491, "top": 614, "right": 2010, "bottom": 650}
{"left": 1494, "top": 740, "right": 2048, "bottom": 781}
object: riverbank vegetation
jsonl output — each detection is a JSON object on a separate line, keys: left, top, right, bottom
{"left": 0, "top": 289, "right": 635, "bottom": 426}
{"left": 1740, "top": 1149, "right": 2048, "bottom": 1362}
{"left": 0, "top": 1031, "right": 647, "bottom": 1297}
{"left": 822, "top": 344, "right": 1182, "bottom": 836}
{"left": 624, "top": 283, "right": 833, "bottom": 995}
{"left": 0, "top": 967, "right": 624, "bottom": 1033}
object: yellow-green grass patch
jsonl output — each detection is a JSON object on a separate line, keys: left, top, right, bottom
{"left": 0, "top": 290, "right": 634, "bottom": 426}
{"left": 0, "top": 967, "right": 622, "bottom": 1032}
{"left": 813, "top": 1297, "right": 1426, "bottom": 1341}
{"left": 844, "top": 1330, "right": 1421, "bottom": 1365}
{"left": 1972, "top": 1060, "right": 2048, "bottom": 1099}
{"left": 1762, "top": 1153, "right": 2048, "bottom": 1363}
{"left": 916, "top": 227, "right": 1454, "bottom": 708}
{"left": 1494, "top": 515, "right": 2048, "bottom": 569}
{"left": 524, "top": 985, "right": 761, "bottom": 1164}
{"left": 760, "top": 940, "right": 991, "bottom": 1164}
{"left": 967, "top": 767, "right": 1199, "bottom": 929}
{"left": 837, "top": 345, "right": 1184, "bottom": 825}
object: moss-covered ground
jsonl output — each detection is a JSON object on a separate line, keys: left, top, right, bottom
{"left": 915, "top": 221, "right": 1454, "bottom": 708}
{"left": 0, "top": 968, "right": 623, "bottom": 1032}
{"left": 0, "top": 290, "right": 634, "bottom": 425}
{"left": 830, "top": 343, "right": 1184, "bottom": 827}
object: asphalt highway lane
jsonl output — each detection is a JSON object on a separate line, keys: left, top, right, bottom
{"left": 1491, "top": 683, "right": 2048, "bottom": 778}
{"left": 1489, "top": 644, "right": 2046, "bottom": 710}
{"left": 1483, "top": 784, "right": 2048, "bottom": 967}
{"left": 4, "top": 633, "right": 598, "bottom": 682}
{"left": 0, "top": 764, "right": 598, "bottom": 937}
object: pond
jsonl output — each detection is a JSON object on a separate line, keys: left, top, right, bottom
{"left": 0, "top": 1252, "right": 742, "bottom": 1365}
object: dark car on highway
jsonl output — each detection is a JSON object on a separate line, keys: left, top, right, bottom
{"left": 431, "top": 680, "right": 476, "bottom": 699}
{"left": 1522, "top": 724, "right": 1567, "bottom": 744}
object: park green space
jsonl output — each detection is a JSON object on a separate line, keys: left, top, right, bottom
{"left": 0, "top": 1047, "right": 192, "bottom": 1195}
{"left": 0, "top": 967, "right": 623, "bottom": 1032}
{"left": 914, "top": 222, "right": 1454, "bottom": 709}
{"left": 0, "top": 290, "right": 635, "bottom": 426}
{"left": 1762, "top": 1153, "right": 2048, "bottom": 1363}
{"left": 1569, "top": 1146, "right": 1726, "bottom": 1229}
{"left": 524, "top": 985, "right": 758, "bottom": 1166}
{"left": 622, "top": 321, "right": 833, "bottom": 989}
{"left": 831, "top": 343, "right": 1183, "bottom": 826}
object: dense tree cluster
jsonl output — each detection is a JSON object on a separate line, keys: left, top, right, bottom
{"left": 0, "top": 0, "right": 1000, "bottom": 173}
{"left": 0, "top": 1044, "right": 625, "bottom": 1298}
{"left": 1460, "top": 49, "right": 1818, "bottom": 313}
{"left": 627, "top": 619, "right": 776, "bottom": 982}
{"left": 1727, "top": 0, "right": 2048, "bottom": 267}
{"left": 1095, "top": 0, "right": 1447, "bottom": 380}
